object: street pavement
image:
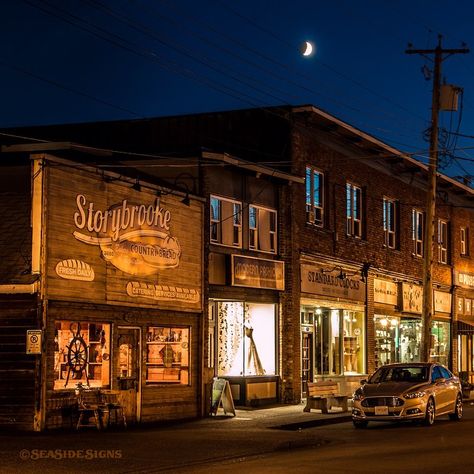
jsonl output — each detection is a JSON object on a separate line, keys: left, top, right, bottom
{"left": 0, "top": 403, "right": 351, "bottom": 473}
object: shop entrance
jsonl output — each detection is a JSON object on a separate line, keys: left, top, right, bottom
{"left": 301, "top": 330, "right": 313, "bottom": 397}
{"left": 117, "top": 326, "right": 141, "bottom": 424}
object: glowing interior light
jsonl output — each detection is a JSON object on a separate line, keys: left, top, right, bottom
{"left": 380, "top": 318, "right": 388, "bottom": 327}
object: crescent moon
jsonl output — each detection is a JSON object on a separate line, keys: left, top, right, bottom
{"left": 301, "top": 41, "right": 313, "bottom": 57}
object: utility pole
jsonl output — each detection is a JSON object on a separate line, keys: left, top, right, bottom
{"left": 406, "top": 35, "right": 469, "bottom": 362}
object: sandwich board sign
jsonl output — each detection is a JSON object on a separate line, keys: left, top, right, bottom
{"left": 210, "top": 378, "right": 235, "bottom": 416}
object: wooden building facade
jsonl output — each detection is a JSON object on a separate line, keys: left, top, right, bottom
{"left": 0, "top": 152, "right": 204, "bottom": 430}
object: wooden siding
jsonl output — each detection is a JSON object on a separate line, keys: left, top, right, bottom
{"left": 0, "top": 297, "right": 38, "bottom": 430}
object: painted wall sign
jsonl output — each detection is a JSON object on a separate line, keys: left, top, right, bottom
{"left": 126, "top": 281, "right": 200, "bottom": 304}
{"left": 455, "top": 271, "right": 474, "bottom": 289}
{"left": 301, "top": 264, "right": 366, "bottom": 302}
{"left": 73, "top": 195, "right": 181, "bottom": 276}
{"left": 45, "top": 165, "right": 203, "bottom": 311}
{"left": 55, "top": 259, "right": 95, "bottom": 281}
{"left": 402, "top": 283, "right": 423, "bottom": 314}
{"left": 231, "top": 255, "right": 284, "bottom": 290}
{"left": 434, "top": 290, "right": 452, "bottom": 314}
{"left": 374, "top": 279, "right": 398, "bottom": 305}
{"left": 26, "top": 329, "right": 42, "bottom": 355}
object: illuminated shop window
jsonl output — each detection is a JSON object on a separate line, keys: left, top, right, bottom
{"left": 343, "top": 311, "right": 366, "bottom": 375}
{"left": 54, "top": 321, "right": 111, "bottom": 390}
{"left": 217, "top": 301, "right": 276, "bottom": 377}
{"left": 399, "top": 319, "right": 422, "bottom": 363}
{"left": 430, "top": 321, "right": 450, "bottom": 366}
{"left": 374, "top": 316, "right": 400, "bottom": 369}
{"left": 146, "top": 327, "right": 190, "bottom": 384}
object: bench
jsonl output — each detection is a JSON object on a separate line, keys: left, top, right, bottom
{"left": 303, "top": 381, "right": 348, "bottom": 414}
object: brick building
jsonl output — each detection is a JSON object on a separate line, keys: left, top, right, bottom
{"left": 2, "top": 104, "right": 474, "bottom": 429}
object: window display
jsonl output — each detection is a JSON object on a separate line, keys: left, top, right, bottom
{"left": 54, "top": 321, "right": 110, "bottom": 390}
{"left": 343, "top": 310, "right": 365, "bottom": 374}
{"left": 374, "top": 316, "right": 399, "bottom": 369}
{"left": 217, "top": 301, "right": 276, "bottom": 377}
{"left": 430, "top": 321, "right": 450, "bottom": 366}
{"left": 399, "top": 319, "right": 422, "bottom": 363}
{"left": 146, "top": 327, "right": 190, "bottom": 384}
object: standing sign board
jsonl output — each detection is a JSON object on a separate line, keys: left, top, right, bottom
{"left": 210, "top": 378, "right": 235, "bottom": 416}
{"left": 26, "top": 330, "right": 42, "bottom": 354}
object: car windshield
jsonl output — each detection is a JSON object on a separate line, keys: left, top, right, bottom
{"left": 369, "top": 366, "right": 429, "bottom": 383}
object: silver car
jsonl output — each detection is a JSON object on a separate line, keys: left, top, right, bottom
{"left": 352, "top": 363, "right": 463, "bottom": 428}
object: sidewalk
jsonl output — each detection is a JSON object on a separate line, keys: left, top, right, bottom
{"left": 0, "top": 403, "right": 353, "bottom": 473}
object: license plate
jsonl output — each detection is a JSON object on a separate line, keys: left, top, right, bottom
{"left": 374, "top": 406, "right": 389, "bottom": 415}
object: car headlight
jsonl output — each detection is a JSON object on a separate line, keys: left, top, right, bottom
{"left": 404, "top": 391, "right": 426, "bottom": 399}
{"left": 352, "top": 392, "right": 364, "bottom": 401}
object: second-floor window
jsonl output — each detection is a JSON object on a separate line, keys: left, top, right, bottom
{"left": 461, "top": 227, "right": 469, "bottom": 256}
{"left": 412, "top": 209, "right": 424, "bottom": 257}
{"left": 249, "top": 205, "right": 277, "bottom": 253}
{"left": 383, "top": 197, "right": 397, "bottom": 249}
{"left": 305, "top": 166, "right": 324, "bottom": 226}
{"left": 210, "top": 195, "right": 242, "bottom": 247}
{"left": 437, "top": 219, "right": 448, "bottom": 264}
{"left": 346, "top": 183, "right": 362, "bottom": 238}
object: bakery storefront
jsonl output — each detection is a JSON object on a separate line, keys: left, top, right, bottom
{"left": 38, "top": 155, "right": 203, "bottom": 430}
{"left": 455, "top": 271, "right": 474, "bottom": 384}
{"left": 300, "top": 262, "right": 367, "bottom": 395}
{"left": 209, "top": 255, "right": 284, "bottom": 406}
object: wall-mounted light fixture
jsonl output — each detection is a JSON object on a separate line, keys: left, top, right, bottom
{"left": 132, "top": 177, "right": 141, "bottom": 192}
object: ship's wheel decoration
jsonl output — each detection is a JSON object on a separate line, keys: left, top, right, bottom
{"left": 65, "top": 322, "right": 89, "bottom": 388}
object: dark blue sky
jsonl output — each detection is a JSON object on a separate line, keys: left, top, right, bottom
{"left": 2, "top": 0, "right": 474, "bottom": 180}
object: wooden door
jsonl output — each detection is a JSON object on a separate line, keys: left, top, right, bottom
{"left": 117, "top": 327, "right": 141, "bottom": 423}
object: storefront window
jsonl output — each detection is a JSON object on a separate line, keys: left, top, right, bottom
{"left": 54, "top": 321, "right": 111, "bottom": 390}
{"left": 399, "top": 319, "right": 422, "bottom": 363}
{"left": 217, "top": 301, "right": 276, "bottom": 377}
{"left": 431, "top": 321, "right": 450, "bottom": 366}
{"left": 343, "top": 311, "right": 366, "bottom": 374}
{"left": 146, "top": 327, "right": 190, "bottom": 384}
{"left": 374, "top": 316, "right": 400, "bottom": 369}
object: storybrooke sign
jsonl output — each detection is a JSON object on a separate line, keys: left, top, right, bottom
{"left": 45, "top": 165, "right": 203, "bottom": 311}
{"left": 72, "top": 195, "right": 181, "bottom": 276}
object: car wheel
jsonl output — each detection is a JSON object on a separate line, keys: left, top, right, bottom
{"left": 449, "top": 394, "right": 463, "bottom": 421}
{"left": 353, "top": 419, "right": 368, "bottom": 429}
{"left": 424, "top": 397, "right": 435, "bottom": 426}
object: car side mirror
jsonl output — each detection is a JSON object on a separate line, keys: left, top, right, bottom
{"left": 360, "top": 379, "right": 367, "bottom": 385}
{"left": 435, "top": 377, "right": 446, "bottom": 384}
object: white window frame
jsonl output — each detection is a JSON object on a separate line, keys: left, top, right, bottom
{"left": 305, "top": 166, "right": 324, "bottom": 226}
{"left": 210, "top": 195, "right": 242, "bottom": 248}
{"left": 460, "top": 227, "right": 469, "bottom": 256}
{"left": 346, "top": 183, "right": 362, "bottom": 238}
{"left": 412, "top": 209, "right": 424, "bottom": 257}
{"left": 249, "top": 204, "right": 277, "bottom": 254}
{"left": 437, "top": 219, "right": 448, "bottom": 264}
{"left": 383, "top": 197, "right": 397, "bottom": 249}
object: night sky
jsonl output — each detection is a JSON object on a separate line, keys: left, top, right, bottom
{"left": 2, "top": 0, "right": 474, "bottom": 180}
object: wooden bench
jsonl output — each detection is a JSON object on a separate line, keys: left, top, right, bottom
{"left": 303, "top": 381, "right": 348, "bottom": 414}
